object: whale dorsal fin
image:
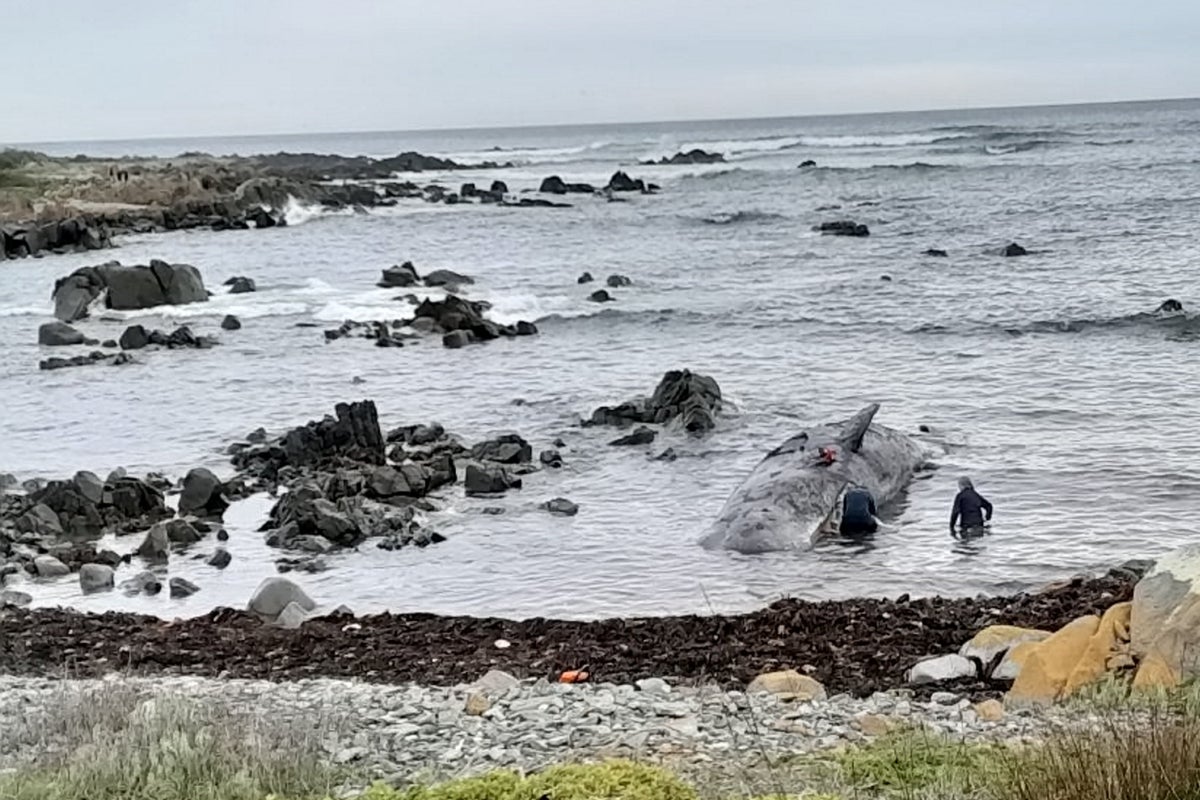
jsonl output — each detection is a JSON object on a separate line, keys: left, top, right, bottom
{"left": 840, "top": 403, "right": 880, "bottom": 453}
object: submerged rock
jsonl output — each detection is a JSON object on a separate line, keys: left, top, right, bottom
{"left": 541, "top": 497, "right": 579, "bottom": 517}
{"left": 464, "top": 463, "right": 521, "bottom": 496}
{"left": 642, "top": 149, "right": 725, "bottom": 166}
{"left": 378, "top": 262, "right": 420, "bottom": 288}
{"left": 38, "top": 321, "right": 86, "bottom": 346}
{"left": 225, "top": 276, "right": 257, "bottom": 294}
{"left": 815, "top": 220, "right": 870, "bottom": 237}
{"left": 1002, "top": 242, "right": 1028, "bottom": 257}
{"left": 588, "top": 290, "right": 614, "bottom": 303}
{"left": 79, "top": 563, "right": 115, "bottom": 593}
{"left": 609, "top": 426, "right": 657, "bottom": 446}
{"left": 221, "top": 315, "right": 241, "bottom": 331}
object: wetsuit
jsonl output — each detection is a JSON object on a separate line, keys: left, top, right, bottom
{"left": 840, "top": 487, "right": 878, "bottom": 535}
{"left": 950, "top": 488, "right": 993, "bottom": 536}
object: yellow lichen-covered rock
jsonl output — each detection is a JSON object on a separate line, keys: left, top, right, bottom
{"left": 854, "top": 713, "right": 896, "bottom": 736}
{"left": 1061, "top": 602, "right": 1132, "bottom": 697}
{"left": 996, "top": 640, "right": 1042, "bottom": 680}
{"left": 1006, "top": 614, "right": 1100, "bottom": 706}
{"left": 746, "top": 669, "right": 827, "bottom": 700}
{"left": 973, "top": 699, "right": 1005, "bottom": 722}
{"left": 1134, "top": 593, "right": 1200, "bottom": 685}
{"left": 960, "top": 625, "right": 1052, "bottom": 665}
{"left": 463, "top": 691, "right": 491, "bottom": 716}
{"left": 1133, "top": 646, "right": 1182, "bottom": 690}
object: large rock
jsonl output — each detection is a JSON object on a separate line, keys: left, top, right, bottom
{"left": 79, "top": 563, "right": 115, "bottom": 593}
{"left": 38, "top": 321, "right": 86, "bottom": 346}
{"left": 1131, "top": 545, "right": 1200, "bottom": 687}
{"left": 1062, "top": 602, "right": 1133, "bottom": 696}
{"left": 135, "top": 523, "right": 171, "bottom": 561}
{"left": 233, "top": 401, "right": 385, "bottom": 482}
{"left": 178, "top": 467, "right": 228, "bottom": 517}
{"left": 587, "top": 370, "right": 723, "bottom": 433}
{"left": 51, "top": 261, "right": 208, "bottom": 322}
{"left": 470, "top": 434, "right": 532, "bottom": 464}
{"left": 1006, "top": 614, "right": 1100, "bottom": 706}
{"left": 15, "top": 503, "right": 63, "bottom": 537}
{"left": 959, "top": 625, "right": 1052, "bottom": 669}
{"left": 905, "top": 654, "right": 976, "bottom": 685}
{"left": 249, "top": 577, "right": 316, "bottom": 620}
{"left": 118, "top": 324, "right": 150, "bottom": 350}
{"left": 747, "top": 670, "right": 827, "bottom": 700}
{"left": 423, "top": 269, "right": 475, "bottom": 288}
{"left": 225, "top": 276, "right": 257, "bottom": 294}
{"left": 31, "top": 474, "right": 167, "bottom": 537}
{"left": 464, "top": 463, "right": 521, "bottom": 496}
{"left": 378, "top": 262, "right": 420, "bottom": 288}
{"left": 539, "top": 176, "right": 595, "bottom": 195}
{"left": 33, "top": 554, "right": 70, "bottom": 578}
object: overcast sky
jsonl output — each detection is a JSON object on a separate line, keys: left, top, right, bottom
{"left": 5, "top": 0, "right": 1199, "bottom": 143}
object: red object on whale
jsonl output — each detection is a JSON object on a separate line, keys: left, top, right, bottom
{"left": 817, "top": 446, "right": 838, "bottom": 465}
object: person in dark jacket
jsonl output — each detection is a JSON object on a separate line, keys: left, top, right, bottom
{"left": 950, "top": 476, "right": 993, "bottom": 538}
{"left": 840, "top": 485, "right": 878, "bottom": 535}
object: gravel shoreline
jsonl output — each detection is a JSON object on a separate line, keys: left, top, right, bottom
{"left": 0, "top": 673, "right": 1087, "bottom": 786}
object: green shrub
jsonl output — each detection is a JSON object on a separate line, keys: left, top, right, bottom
{"left": 831, "top": 729, "right": 1007, "bottom": 798}
{"left": 368, "top": 761, "right": 698, "bottom": 800}
{"left": 0, "top": 684, "right": 344, "bottom": 800}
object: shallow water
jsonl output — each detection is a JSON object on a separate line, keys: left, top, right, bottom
{"left": 4, "top": 99, "right": 1200, "bottom": 619}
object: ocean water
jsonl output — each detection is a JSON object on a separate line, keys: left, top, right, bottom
{"left": 4, "top": 99, "right": 1200, "bottom": 620}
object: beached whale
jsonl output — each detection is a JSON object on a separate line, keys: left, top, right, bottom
{"left": 699, "top": 403, "right": 927, "bottom": 553}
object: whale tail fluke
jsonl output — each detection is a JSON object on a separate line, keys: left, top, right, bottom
{"left": 841, "top": 403, "right": 880, "bottom": 453}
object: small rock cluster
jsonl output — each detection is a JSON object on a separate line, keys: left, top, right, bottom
{"left": 586, "top": 369, "right": 724, "bottom": 435}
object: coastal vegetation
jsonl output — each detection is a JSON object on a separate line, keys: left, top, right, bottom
{"left": 2, "top": 679, "right": 1200, "bottom": 800}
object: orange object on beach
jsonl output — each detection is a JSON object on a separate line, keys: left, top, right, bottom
{"left": 559, "top": 669, "right": 590, "bottom": 683}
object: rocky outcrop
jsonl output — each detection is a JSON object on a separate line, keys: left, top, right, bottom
{"left": 1, "top": 216, "right": 112, "bottom": 261}
{"left": 117, "top": 324, "right": 217, "bottom": 351}
{"left": 586, "top": 369, "right": 723, "bottom": 433}
{"left": 606, "top": 274, "right": 632, "bottom": 288}
{"left": 925, "top": 249, "right": 949, "bottom": 258}
{"left": 221, "top": 315, "right": 241, "bottom": 331}
{"left": 797, "top": 160, "right": 817, "bottom": 169}
{"left": 464, "top": 463, "right": 521, "bottom": 496}
{"left": 1002, "top": 242, "right": 1028, "bottom": 257}
{"left": 642, "top": 149, "right": 725, "bottom": 166}
{"left": 470, "top": 434, "right": 532, "bottom": 465}
{"left": 25, "top": 472, "right": 169, "bottom": 537}
{"left": 815, "top": 221, "right": 870, "bottom": 237}
{"left": 52, "top": 260, "right": 208, "bottom": 322}
{"left": 231, "top": 401, "right": 385, "bottom": 484}
{"left": 588, "top": 290, "right": 613, "bottom": 303}
{"left": 1130, "top": 545, "right": 1200, "bottom": 688}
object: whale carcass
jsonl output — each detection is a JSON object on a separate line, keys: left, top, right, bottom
{"left": 699, "top": 403, "right": 927, "bottom": 553}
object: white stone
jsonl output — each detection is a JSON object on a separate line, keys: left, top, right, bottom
{"left": 905, "top": 654, "right": 976, "bottom": 685}
{"left": 635, "top": 678, "right": 672, "bottom": 695}
{"left": 275, "top": 601, "right": 311, "bottom": 630}
{"left": 472, "top": 669, "right": 520, "bottom": 695}
{"left": 249, "top": 577, "right": 316, "bottom": 620}
{"left": 78, "top": 563, "right": 115, "bottom": 593}
{"left": 33, "top": 555, "right": 69, "bottom": 578}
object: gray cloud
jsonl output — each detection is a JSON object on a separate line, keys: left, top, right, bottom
{"left": 4, "top": 0, "right": 1199, "bottom": 143}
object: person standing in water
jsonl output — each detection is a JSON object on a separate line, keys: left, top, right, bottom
{"left": 950, "top": 476, "right": 993, "bottom": 538}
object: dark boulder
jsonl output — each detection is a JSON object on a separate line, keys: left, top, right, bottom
{"left": 207, "top": 548, "right": 232, "bottom": 569}
{"left": 221, "top": 315, "right": 241, "bottom": 331}
{"left": 1002, "top": 242, "right": 1028, "bottom": 257}
{"left": 464, "top": 463, "right": 521, "bottom": 496}
{"left": 577, "top": 272, "right": 594, "bottom": 284}
{"left": 925, "top": 249, "right": 949, "bottom": 257}
{"left": 169, "top": 577, "right": 200, "bottom": 598}
{"left": 606, "top": 274, "right": 632, "bottom": 288}
{"left": 119, "top": 324, "right": 150, "bottom": 350}
{"left": 539, "top": 449, "right": 564, "bottom": 468}
{"left": 443, "top": 330, "right": 474, "bottom": 349}
{"left": 178, "top": 467, "right": 227, "bottom": 517}
{"left": 424, "top": 269, "right": 475, "bottom": 288}
{"left": 378, "top": 262, "right": 420, "bottom": 288}
{"left": 109, "top": 260, "right": 208, "bottom": 309}
{"left": 224, "top": 276, "right": 257, "bottom": 293}
{"left": 471, "top": 434, "right": 532, "bottom": 464}
{"left": 490, "top": 180, "right": 509, "bottom": 195}
{"left": 589, "top": 290, "right": 614, "bottom": 303}
{"left": 539, "top": 176, "right": 595, "bottom": 195}
{"left": 38, "top": 321, "right": 86, "bottom": 346}
{"left": 1158, "top": 299, "right": 1184, "bottom": 314}
{"left": 515, "top": 321, "right": 538, "bottom": 336}
{"left": 606, "top": 171, "right": 646, "bottom": 192}
{"left": 541, "top": 498, "right": 579, "bottom": 516}
{"left": 798, "top": 160, "right": 817, "bottom": 169}
{"left": 815, "top": 221, "right": 870, "bottom": 237}
{"left": 610, "top": 426, "right": 657, "bottom": 446}
{"left": 51, "top": 265, "right": 108, "bottom": 322}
